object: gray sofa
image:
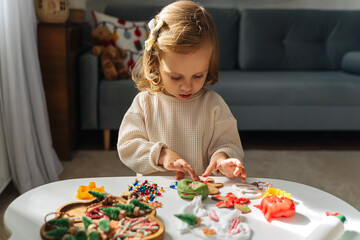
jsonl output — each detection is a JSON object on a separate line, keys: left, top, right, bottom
{"left": 79, "top": 4, "right": 360, "bottom": 149}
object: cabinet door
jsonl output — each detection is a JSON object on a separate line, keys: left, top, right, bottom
{"left": 38, "top": 23, "right": 80, "bottom": 160}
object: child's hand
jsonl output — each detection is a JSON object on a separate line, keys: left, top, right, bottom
{"left": 165, "top": 159, "right": 200, "bottom": 181}
{"left": 159, "top": 148, "right": 200, "bottom": 181}
{"left": 202, "top": 158, "right": 246, "bottom": 182}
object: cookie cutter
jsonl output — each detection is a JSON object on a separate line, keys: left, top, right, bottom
{"left": 231, "top": 183, "right": 264, "bottom": 199}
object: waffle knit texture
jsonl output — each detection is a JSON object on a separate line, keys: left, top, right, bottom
{"left": 117, "top": 88, "right": 244, "bottom": 176}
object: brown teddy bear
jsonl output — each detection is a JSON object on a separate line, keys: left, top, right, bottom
{"left": 91, "top": 26, "right": 130, "bottom": 80}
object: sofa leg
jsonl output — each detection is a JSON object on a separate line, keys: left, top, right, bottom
{"left": 104, "top": 129, "right": 110, "bottom": 150}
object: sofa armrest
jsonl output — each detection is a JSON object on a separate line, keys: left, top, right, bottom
{"left": 341, "top": 52, "right": 360, "bottom": 75}
{"left": 79, "top": 50, "right": 99, "bottom": 129}
{"left": 78, "top": 22, "right": 93, "bottom": 55}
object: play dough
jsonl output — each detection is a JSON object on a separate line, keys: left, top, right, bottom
{"left": 177, "top": 179, "right": 209, "bottom": 200}
{"left": 254, "top": 195, "right": 295, "bottom": 222}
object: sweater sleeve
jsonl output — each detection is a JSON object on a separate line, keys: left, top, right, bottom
{"left": 207, "top": 94, "right": 244, "bottom": 163}
{"left": 117, "top": 94, "right": 167, "bottom": 174}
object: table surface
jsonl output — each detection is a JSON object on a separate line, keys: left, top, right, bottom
{"left": 4, "top": 176, "right": 360, "bottom": 240}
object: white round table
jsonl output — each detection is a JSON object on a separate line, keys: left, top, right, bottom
{"left": 4, "top": 176, "right": 360, "bottom": 239}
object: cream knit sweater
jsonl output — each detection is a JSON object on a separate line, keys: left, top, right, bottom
{"left": 117, "top": 88, "right": 244, "bottom": 176}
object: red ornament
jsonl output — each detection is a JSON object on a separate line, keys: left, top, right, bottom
{"left": 127, "top": 59, "right": 135, "bottom": 69}
{"left": 134, "top": 28, "right": 142, "bottom": 37}
{"left": 117, "top": 18, "right": 126, "bottom": 25}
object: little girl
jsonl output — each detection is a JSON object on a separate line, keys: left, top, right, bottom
{"left": 117, "top": 0, "right": 246, "bottom": 182}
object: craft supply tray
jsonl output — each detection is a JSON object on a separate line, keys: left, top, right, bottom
{"left": 40, "top": 197, "right": 164, "bottom": 240}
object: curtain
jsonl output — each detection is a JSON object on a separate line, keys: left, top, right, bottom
{"left": 0, "top": 58, "right": 10, "bottom": 194}
{"left": 0, "top": 0, "right": 63, "bottom": 193}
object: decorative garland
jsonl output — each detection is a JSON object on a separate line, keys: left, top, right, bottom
{"left": 84, "top": 195, "right": 118, "bottom": 219}
{"left": 98, "top": 20, "right": 149, "bottom": 69}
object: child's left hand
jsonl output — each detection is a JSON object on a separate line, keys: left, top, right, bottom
{"left": 202, "top": 158, "right": 246, "bottom": 182}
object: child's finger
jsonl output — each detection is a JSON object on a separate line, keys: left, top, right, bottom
{"left": 241, "top": 167, "right": 246, "bottom": 179}
{"left": 175, "top": 171, "right": 185, "bottom": 180}
{"left": 240, "top": 174, "right": 246, "bottom": 183}
{"left": 229, "top": 159, "right": 242, "bottom": 176}
{"left": 202, "top": 160, "right": 217, "bottom": 178}
{"left": 174, "top": 159, "right": 199, "bottom": 181}
{"left": 183, "top": 165, "right": 200, "bottom": 181}
{"left": 233, "top": 166, "right": 241, "bottom": 177}
{"left": 235, "top": 167, "right": 246, "bottom": 182}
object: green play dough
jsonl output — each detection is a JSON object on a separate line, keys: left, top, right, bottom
{"left": 177, "top": 179, "right": 209, "bottom": 200}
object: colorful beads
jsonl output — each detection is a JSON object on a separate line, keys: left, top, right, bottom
{"left": 170, "top": 181, "right": 178, "bottom": 189}
{"left": 128, "top": 179, "right": 164, "bottom": 203}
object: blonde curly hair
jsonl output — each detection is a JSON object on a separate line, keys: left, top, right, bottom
{"left": 132, "top": 0, "right": 219, "bottom": 92}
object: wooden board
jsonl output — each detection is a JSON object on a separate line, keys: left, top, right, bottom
{"left": 40, "top": 197, "right": 164, "bottom": 240}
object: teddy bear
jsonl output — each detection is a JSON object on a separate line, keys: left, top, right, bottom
{"left": 91, "top": 26, "right": 130, "bottom": 80}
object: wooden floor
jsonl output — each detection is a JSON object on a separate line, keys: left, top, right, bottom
{"left": 78, "top": 130, "right": 360, "bottom": 151}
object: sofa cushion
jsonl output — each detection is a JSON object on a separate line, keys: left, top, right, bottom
{"left": 99, "top": 79, "right": 139, "bottom": 129}
{"left": 105, "top": 4, "right": 162, "bottom": 21}
{"left": 226, "top": 105, "right": 360, "bottom": 130}
{"left": 209, "top": 71, "right": 360, "bottom": 106}
{"left": 208, "top": 71, "right": 360, "bottom": 130}
{"left": 207, "top": 8, "right": 240, "bottom": 70}
{"left": 341, "top": 52, "right": 360, "bottom": 75}
{"left": 240, "top": 9, "right": 360, "bottom": 70}
{"left": 104, "top": 4, "right": 240, "bottom": 70}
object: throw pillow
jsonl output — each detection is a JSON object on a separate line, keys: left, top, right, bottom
{"left": 92, "top": 11, "right": 149, "bottom": 70}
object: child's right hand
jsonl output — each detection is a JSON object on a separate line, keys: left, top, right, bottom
{"left": 159, "top": 148, "right": 200, "bottom": 181}
{"left": 165, "top": 159, "right": 200, "bottom": 181}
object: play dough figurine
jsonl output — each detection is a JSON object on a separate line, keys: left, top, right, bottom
{"left": 177, "top": 179, "right": 209, "bottom": 200}
{"left": 88, "top": 190, "right": 108, "bottom": 202}
{"left": 211, "top": 192, "right": 250, "bottom": 208}
{"left": 76, "top": 182, "right": 106, "bottom": 200}
{"left": 254, "top": 195, "right": 295, "bottom": 222}
{"left": 203, "top": 178, "right": 223, "bottom": 195}
{"left": 174, "top": 213, "right": 202, "bottom": 226}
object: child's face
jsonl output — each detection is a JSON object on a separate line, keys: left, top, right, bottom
{"left": 159, "top": 44, "right": 212, "bottom": 100}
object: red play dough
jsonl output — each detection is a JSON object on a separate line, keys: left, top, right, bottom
{"left": 254, "top": 195, "right": 295, "bottom": 222}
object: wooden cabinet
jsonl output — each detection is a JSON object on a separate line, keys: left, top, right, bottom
{"left": 37, "top": 23, "right": 80, "bottom": 160}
